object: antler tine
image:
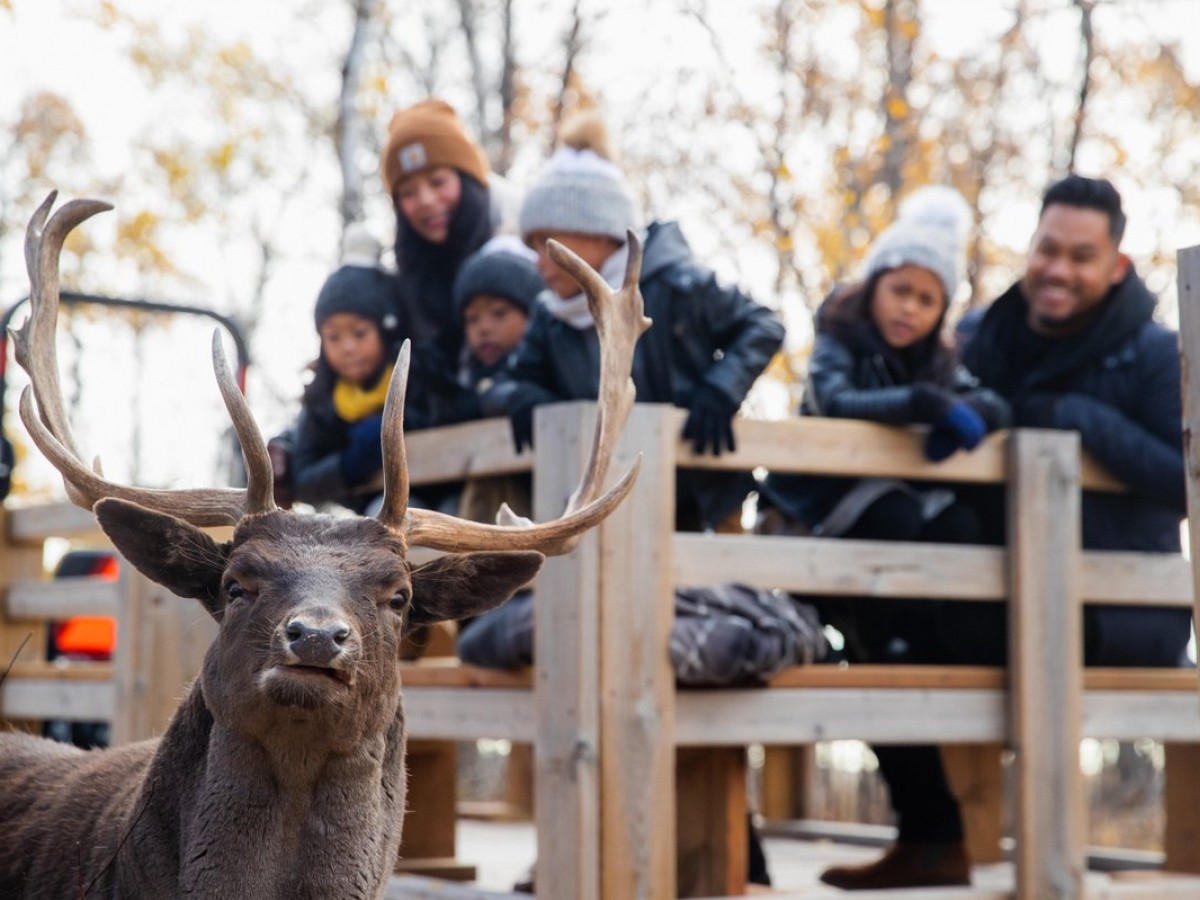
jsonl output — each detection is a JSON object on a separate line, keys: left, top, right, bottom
{"left": 13, "top": 194, "right": 249, "bottom": 526}
{"left": 375, "top": 341, "right": 412, "bottom": 534}
{"left": 211, "top": 332, "right": 276, "bottom": 516}
{"left": 19, "top": 387, "right": 247, "bottom": 526}
{"left": 398, "top": 232, "right": 651, "bottom": 556}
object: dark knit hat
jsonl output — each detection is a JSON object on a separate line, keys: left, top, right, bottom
{"left": 453, "top": 238, "right": 545, "bottom": 319}
{"left": 314, "top": 224, "right": 400, "bottom": 336}
{"left": 382, "top": 99, "right": 489, "bottom": 198}
{"left": 519, "top": 111, "right": 640, "bottom": 243}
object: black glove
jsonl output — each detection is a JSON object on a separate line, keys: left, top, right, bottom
{"left": 908, "top": 382, "right": 958, "bottom": 425}
{"left": 339, "top": 414, "right": 384, "bottom": 486}
{"left": 1015, "top": 392, "right": 1062, "bottom": 429}
{"left": 510, "top": 400, "right": 536, "bottom": 454}
{"left": 682, "top": 384, "right": 739, "bottom": 456}
{"left": 961, "top": 389, "right": 1012, "bottom": 432}
{"left": 267, "top": 436, "right": 294, "bottom": 509}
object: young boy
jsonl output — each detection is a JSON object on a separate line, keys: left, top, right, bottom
{"left": 483, "top": 113, "right": 785, "bottom": 532}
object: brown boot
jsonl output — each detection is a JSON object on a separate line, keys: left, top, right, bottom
{"left": 819, "top": 841, "right": 970, "bottom": 890}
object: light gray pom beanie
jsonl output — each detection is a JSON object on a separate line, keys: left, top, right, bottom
{"left": 519, "top": 112, "right": 640, "bottom": 244}
{"left": 864, "top": 186, "right": 973, "bottom": 300}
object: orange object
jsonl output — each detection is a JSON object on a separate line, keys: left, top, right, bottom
{"left": 55, "top": 616, "right": 116, "bottom": 658}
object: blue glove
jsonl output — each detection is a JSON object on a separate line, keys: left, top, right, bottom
{"left": 923, "top": 401, "right": 987, "bottom": 462}
{"left": 339, "top": 415, "right": 384, "bottom": 486}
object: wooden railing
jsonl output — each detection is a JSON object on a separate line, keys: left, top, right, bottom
{"left": 4, "top": 408, "right": 1200, "bottom": 899}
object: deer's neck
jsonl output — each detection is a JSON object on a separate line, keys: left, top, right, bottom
{"left": 125, "top": 688, "right": 408, "bottom": 899}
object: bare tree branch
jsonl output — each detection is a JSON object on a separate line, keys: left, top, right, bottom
{"left": 1066, "top": 0, "right": 1096, "bottom": 174}
{"left": 335, "top": 0, "right": 378, "bottom": 228}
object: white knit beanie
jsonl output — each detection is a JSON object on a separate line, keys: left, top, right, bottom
{"left": 864, "top": 186, "right": 973, "bottom": 299}
{"left": 519, "top": 112, "right": 640, "bottom": 243}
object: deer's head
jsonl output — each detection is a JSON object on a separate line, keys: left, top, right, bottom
{"left": 14, "top": 193, "right": 650, "bottom": 742}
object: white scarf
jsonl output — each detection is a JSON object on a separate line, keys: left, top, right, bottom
{"left": 540, "top": 242, "right": 631, "bottom": 331}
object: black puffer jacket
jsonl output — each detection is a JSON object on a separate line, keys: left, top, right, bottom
{"left": 484, "top": 220, "right": 785, "bottom": 528}
{"left": 962, "top": 268, "right": 1185, "bottom": 552}
{"left": 759, "top": 302, "right": 1009, "bottom": 531}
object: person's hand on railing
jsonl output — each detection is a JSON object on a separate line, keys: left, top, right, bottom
{"left": 923, "top": 401, "right": 987, "bottom": 462}
{"left": 340, "top": 414, "right": 384, "bottom": 486}
{"left": 682, "top": 383, "right": 738, "bottom": 456}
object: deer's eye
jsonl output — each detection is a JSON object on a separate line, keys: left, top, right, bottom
{"left": 389, "top": 588, "right": 412, "bottom": 612}
{"left": 227, "top": 581, "right": 246, "bottom": 601}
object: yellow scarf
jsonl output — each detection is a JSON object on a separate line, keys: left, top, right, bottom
{"left": 333, "top": 365, "right": 394, "bottom": 422}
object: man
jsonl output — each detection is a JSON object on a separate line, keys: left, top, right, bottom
{"left": 821, "top": 175, "right": 1191, "bottom": 891}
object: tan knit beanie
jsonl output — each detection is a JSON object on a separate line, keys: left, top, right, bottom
{"left": 381, "top": 99, "right": 489, "bottom": 197}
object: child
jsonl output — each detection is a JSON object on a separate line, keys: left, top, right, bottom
{"left": 483, "top": 112, "right": 785, "bottom": 532}
{"left": 759, "top": 186, "right": 1010, "bottom": 549}
{"left": 287, "top": 225, "right": 403, "bottom": 513}
{"left": 758, "top": 187, "right": 1010, "bottom": 892}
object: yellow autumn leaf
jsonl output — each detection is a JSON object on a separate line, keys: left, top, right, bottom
{"left": 777, "top": 161, "right": 792, "bottom": 181}
{"left": 886, "top": 95, "right": 909, "bottom": 119}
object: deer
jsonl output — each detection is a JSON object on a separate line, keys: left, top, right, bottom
{"left": 0, "top": 193, "right": 651, "bottom": 900}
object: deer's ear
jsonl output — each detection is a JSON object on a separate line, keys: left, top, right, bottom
{"left": 408, "top": 551, "right": 544, "bottom": 626}
{"left": 94, "top": 498, "right": 231, "bottom": 619}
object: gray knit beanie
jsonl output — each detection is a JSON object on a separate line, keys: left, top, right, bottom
{"left": 519, "top": 112, "right": 640, "bottom": 243}
{"left": 864, "top": 186, "right": 973, "bottom": 300}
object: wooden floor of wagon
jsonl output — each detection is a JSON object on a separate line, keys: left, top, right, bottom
{"left": 385, "top": 819, "right": 1200, "bottom": 898}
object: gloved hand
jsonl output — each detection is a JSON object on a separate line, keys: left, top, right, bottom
{"left": 923, "top": 400, "right": 988, "bottom": 462}
{"left": 908, "top": 382, "right": 958, "bottom": 425}
{"left": 267, "top": 436, "right": 294, "bottom": 509}
{"left": 339, "top": 414, "right": 384, "bottom": 486}
{"left": 682, "top": 384, "right": 739, "bottom": 456}
{"left": 510, "top": 400, "right": 537, "bottom": 454}
{"left": 1015, "top": 392, "right": 1062, "bottom": 428}
{"left": 961, "top": 389, "right": 1012, "bottom": 432}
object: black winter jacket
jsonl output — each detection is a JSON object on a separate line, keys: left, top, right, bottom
{"left": 484, "top": 220, "right": 785, "bottom": 528}
{"left": 759, "top": 314, "right": 1009, "bottom": 531}
{"left": 962, "top": 268, "right": 1185, "bottom": 553}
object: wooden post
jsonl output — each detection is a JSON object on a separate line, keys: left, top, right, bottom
{"left": 0, "top": 510, "right": 48, "bottom": 732}
{"left": 596, "top": 404, "right": 677, "bottom": 900}
{"left": 1174, "top": 243, "right": 1200, "bottom": 876}
{"left": 533, "top": 403, "right": 603, "bottom": 900}
{"left": 1007, "top": 430, "right": 1084, "bottom": 899}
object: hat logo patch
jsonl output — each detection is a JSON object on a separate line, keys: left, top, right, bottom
{"left": 398, "top": 143, "right": 427, "bottom": 173}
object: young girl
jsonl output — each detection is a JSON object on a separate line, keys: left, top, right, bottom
{"left": 761, "top": 187, "right": 1010, "bottom": 892}
{"left": 288, "top": 226, "right": 403, "bottom": 513}
{"left": 760, "top": 186, "right": 1009, "bottom": 546}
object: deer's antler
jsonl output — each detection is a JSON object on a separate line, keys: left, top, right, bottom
{"left": 376, "top": 232, "right": 652, "bottom": 555}
{"left": 14, "top": 193, "right": 276, "bottom": 526}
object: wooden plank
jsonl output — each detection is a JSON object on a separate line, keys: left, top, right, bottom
{"left": 1, "top": 677, "right": 115, "bottom": 721}
{"left": 399, "top": 659, "right": 533, "bottom": 688}
{"left": 111, "top": 566, "right": 217, "bottom": 744}
{"left": 6, "top": 502, "right": 101, "bottom": 543}
{"left": 675, "top": 747, "right": 746, "bottom": 898}
{"left": 532, "top": 403, "right": 602, "bottom": 900}
{"left": 674, "top": 533, "right": 1006, "bottom": 599}
{"left": 1008, "top": 429, "right": 1085, "bottom": 899}
{"left": 379, "top": 417, "right": 530, "bottom": 489}
{"left": 674, "top": 534, "right": 1191, "bottom": 608}
{"left": 1177, "top": 245, "right": 1200, "bottom": 682}
{"left": 670, "top": 413, "right": 1123, "bottom": 491}
{"left": 402, "top": 688, "right": 536, "bottom": 742}
{"left": 7, "top": 662, "right": 113, "bottom": 681}
{"left": 597, "top": 404, "right": 676, "bottom": 900}
{"left": 5, "top": 576, "right": 120, "bottom": 619}
{"left": 942, "top": 743, "right": 1006, "bottom": 865}
{"left": 767, "top": 664, "right": 1198, "bottom": 692}
{"left": 0, "top": 508, "right": 49, "bottom": 731}
{"left": 1163, "top": 742, "right": 1200, "bottom": 874}
{"left": 675, "top": 688, "right": 1007, "bottom": 745}
{"left": 399, "top": 740, "right": 461, "bottom": 862}
{"left": 385, "top": 876, "right": 528, "bottom": 900}
{"left": 1083, "top": 692, "right": 1200, "bottom": 741}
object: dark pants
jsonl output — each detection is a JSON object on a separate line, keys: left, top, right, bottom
{"left": 836, "top": 488, "right": 1191, "bottom": 843}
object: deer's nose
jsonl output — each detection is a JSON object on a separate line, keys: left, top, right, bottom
{"left": 286, "top": 618, "right": 352, "bottom": 666}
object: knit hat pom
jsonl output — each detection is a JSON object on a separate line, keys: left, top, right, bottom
{"left": 519, "top": 111, "right": 640, "bottom": 244}
{"left": 864, "top": 186, "right": 973, "bottom": 300}
{"left": 341, "top": 222, "right": 383, "bottom": 268}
